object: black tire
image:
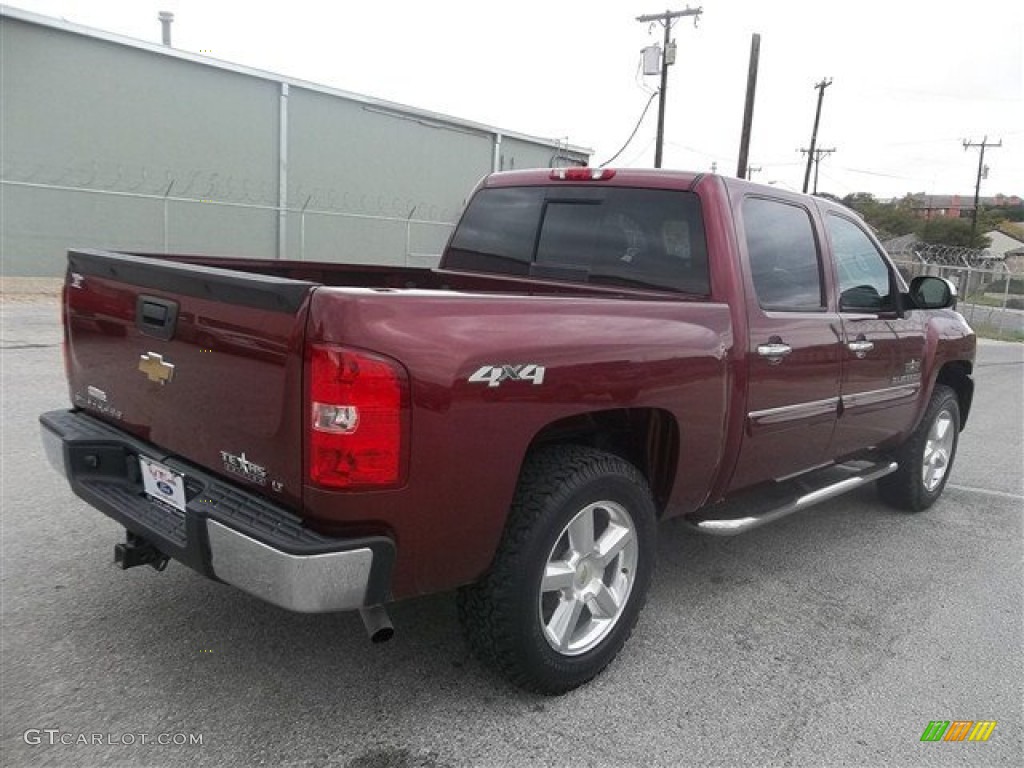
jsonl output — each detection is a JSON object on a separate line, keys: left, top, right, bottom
{"left": 878, "top": 384, "right": 961, "bottom": 512}
{"left": 457, "top": 445, "right": 657, "bottom": 694}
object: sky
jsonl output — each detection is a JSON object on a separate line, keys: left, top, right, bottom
{"left": 6, "top": 0, "right": 1023, "bottom": 200}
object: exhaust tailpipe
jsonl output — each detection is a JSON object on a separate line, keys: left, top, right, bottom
{"left": 359, "top": 605, "right": 394, "bottom": 643}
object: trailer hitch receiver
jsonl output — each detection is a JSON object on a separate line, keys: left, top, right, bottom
{"left": 114, "top": 532, "right": 170, "bottom": 571}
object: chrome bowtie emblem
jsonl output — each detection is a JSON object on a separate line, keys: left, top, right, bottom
{"left": 138, "top": 352, "right": 175, "bottom": 385}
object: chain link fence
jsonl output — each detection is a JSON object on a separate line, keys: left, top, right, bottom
{"left": 1, "top": 168, "right": 459, "bottom": 275}
{"left": 887, "top": 243, "right": 1024, "bottom": 340}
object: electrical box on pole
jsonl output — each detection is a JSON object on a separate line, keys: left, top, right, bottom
{"left": 642, "top": 45, "right": 662, "bottom": 76}
{"left": 636, "top": 6, "right": 703, "bottom": 168}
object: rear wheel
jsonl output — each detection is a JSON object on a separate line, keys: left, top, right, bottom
{"left": 878, "top": 384, "right": 961, "bottom": 512}
{"left": 457, "top": 445, "right": 657, "bottom": 694}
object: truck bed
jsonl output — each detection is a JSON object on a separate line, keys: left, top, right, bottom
{"left": 153, "top": 252, "right": 712, "bottom": 300}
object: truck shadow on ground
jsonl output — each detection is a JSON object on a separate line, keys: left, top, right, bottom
{"left": 70, "top": 485, "right": 898, "bottom": 699}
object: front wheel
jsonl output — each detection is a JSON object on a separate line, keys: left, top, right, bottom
{"left": 878, "top": 384, "right": 961, "bottom": 512}
{"left": 457, "top": 446, "right": 657, "bottom": 694}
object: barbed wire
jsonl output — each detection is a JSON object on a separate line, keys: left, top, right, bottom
{"left": 0, "top": 160, "right": 466, "bottom": 221}
{"left": 888, "top": 242, "right": 1006, "bottom": 269}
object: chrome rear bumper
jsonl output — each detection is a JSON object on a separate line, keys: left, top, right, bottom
{"left": 40, "top": 409, "right": 394, "bottom": 613}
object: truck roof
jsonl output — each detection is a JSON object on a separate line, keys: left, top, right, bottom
{"left": 483, "top": 168, "right": 706, "bottom": 191}
{"left": 482, "top": 169, "right": 858, "bottom": 217}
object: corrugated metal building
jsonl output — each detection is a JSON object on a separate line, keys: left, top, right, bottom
{"left": 0, "top": 6, "right": 590, "bottom": 276}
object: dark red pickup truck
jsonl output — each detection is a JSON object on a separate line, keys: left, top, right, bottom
{"left": 41, "top": 168, "right": 975, "bottom": 693}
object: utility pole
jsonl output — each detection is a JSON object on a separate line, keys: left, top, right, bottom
{"left": 802, "top": 78, "right": 833, "bottom": 193}
{"left": 963, "top": 136, "right": 1002, "bottom": 244}
{"left": 747, "top": 165, "right": 762, "bottom": 180}
{"left": 736, "top": 33, "right": 761, "bottom": 179}
{"left": 637, "top": 7, "right": 703, "bottom": 168}
{"left": 799, "top": 147, "right": 836, "bottom": 194}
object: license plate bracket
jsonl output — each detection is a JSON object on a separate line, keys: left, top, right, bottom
{"left": 139, "top": 455, "right": 187, "bottom": 513}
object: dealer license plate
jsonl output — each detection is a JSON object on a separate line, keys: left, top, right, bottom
{"left": 139, "top": 455, "right": 187, "bottom": 513}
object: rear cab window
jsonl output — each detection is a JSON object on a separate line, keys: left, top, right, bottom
{"left": 446, "top": 186, "right": 710, "bottom": 295}
{"left": 741, "top": 197, "right": 825, "bottom": 311}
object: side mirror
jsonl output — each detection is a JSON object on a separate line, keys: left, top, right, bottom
{"left": 908, "top": 276, "right": 957, "bottom": 310}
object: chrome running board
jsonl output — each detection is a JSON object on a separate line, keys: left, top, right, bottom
{"left": 685, "top": 460, "right": 898, "bottom": 536}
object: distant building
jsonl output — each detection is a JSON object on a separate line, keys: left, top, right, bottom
{"left": 984, "top": 230, "right": 1024, "bottom": 275}
{"left": 905, "top": 194, "right": 1023, "bottom": 220}
{"left": 0, "top": 7, "right": 590, "bottom": 276}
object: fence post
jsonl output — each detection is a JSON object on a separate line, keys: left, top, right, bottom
{"left": 162, "top": 180, "right": 175, "bottom": 254}
{"left": 999, "top": 265, "right": 1011, "bottom": 340}
{"left": 405, "top": 206, "right": 418, "bottom": 267}
{"left": 299, "top": 195, "right": 312, "bottom": 261}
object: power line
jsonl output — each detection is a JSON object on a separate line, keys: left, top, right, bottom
{"left": 836, "top": 166, "right": 928, "bottom": 181}
{"left": 622, "top": 137, "right": 657, "bottom": 167}
{"left": 815, "top": 168, "right": 854, "bottom": 196}
{"left": 598, "top": 91, "right": 659, "bottom": 168}
{"left": 664, "top": 141, "right": 720, "bottom": 159}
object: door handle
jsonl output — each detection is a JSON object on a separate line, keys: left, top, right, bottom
{"left": 847, "top": 339, "right": 874, "bottom": 358}
{"left": 136, "top": 295, "right": 179, "bottom": 341}
{"left": 757, "top": 342, "right": 792, "bottom": 364}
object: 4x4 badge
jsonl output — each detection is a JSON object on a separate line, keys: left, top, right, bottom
{"left": 469, "top": 364, "right": 545, "bottom": 388}
{"left": 138, "top": 352, "right": 175, "bottom": 385}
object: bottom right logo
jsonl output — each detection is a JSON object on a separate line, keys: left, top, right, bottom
{"left": 920, "top": 720, "right": 997, "bottom": 742}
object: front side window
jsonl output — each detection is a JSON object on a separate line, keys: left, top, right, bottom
{"left": 827, "top": 213, "right": 894, "bottom": 311}
{"left": 446, "top": 186, "right": 709, "bottom": 294}
{"left": 743, "top": 197, "right": 824, "bottom": 310}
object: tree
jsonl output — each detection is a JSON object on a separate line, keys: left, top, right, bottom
{"left": 999, "top": 205, "right": 1024, "bottom": 223}
{"left": 841, "top": 193, "right": 917, "bottom": 240}
{"left": 915, "top": 217, "right": 990, "bottom": 249}
{"left": 976, "top": 206, "right": 1009, "bottom": 233}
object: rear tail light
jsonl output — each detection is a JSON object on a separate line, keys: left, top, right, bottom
{"left": 306, "top": 344, "right": 409, "bottom": 490}
{"left": 549, "top": 167, "right": 616, "bottom": 181}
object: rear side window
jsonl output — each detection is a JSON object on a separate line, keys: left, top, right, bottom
{"left": 446, "top": 186, "right": 709, "bottom": 294}
{"left": 743, "top": 197, "right": 824, "bottom": 311}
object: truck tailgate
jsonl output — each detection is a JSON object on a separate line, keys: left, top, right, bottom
{"left": 64, "top": 249, "right": 317, "bottom": 509}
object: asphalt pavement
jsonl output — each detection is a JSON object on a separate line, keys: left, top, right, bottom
{"left": 1, "top": 300, "right": 1021, "bottom": 768}
{"left": 960, "top": 303, "right": 1024, "bottom": 336}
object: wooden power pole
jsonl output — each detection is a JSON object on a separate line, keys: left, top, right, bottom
{"left": 799, "top": 147, "right": 836, "bottom": 194}
{"left": 736, "top": 33, "right": 761, "bottom": 179}
{"left": 802, "top": 78, "right": 833, "bottom": 193}
{"left": 636, "top": 7, "right": 703, "bottom": 168}
{"left": 963, "top": 136, "right": 1002, "bottom": 244}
